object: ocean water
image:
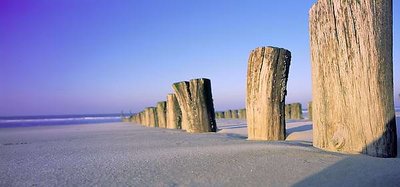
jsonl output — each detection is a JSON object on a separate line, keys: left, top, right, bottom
{"left": 0, "top": 114, "right": 123, "bottom": 128}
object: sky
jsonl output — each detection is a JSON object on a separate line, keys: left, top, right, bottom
{"left": 0, "top": 0, "right": 399, "bottom": 116}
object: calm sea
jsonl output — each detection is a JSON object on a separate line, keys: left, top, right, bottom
{"left": 0, "top": 114, "right": 123, "bottom": 128}
{"left": 0, "top": 108, "right": 398, "bottom": 128}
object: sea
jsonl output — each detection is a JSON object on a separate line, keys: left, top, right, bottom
{"left": 0, "top": 114, "right": 124, "bottom": 128}
{"left": 0, "top": 108, "right": 398, "bottom": 128}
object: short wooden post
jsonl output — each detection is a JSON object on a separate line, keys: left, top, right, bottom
{"left": 172, "top": 78, "right": 217, "bottom": 133}
{"left": 285, "top": 104, "right": 292, "bottom": 119}
{"left": 290, "top": 103, "right": 303, "bottom": 119}
{"left": 166, "top": 93, "right": 182, "bottom": 129}
{"left": 224, "top": 110, "right": 232, "bottom": 119}
{"left": 156, "top": 101, "right": 167, "bottom": 128}
{"left": 238, "top": 109, "right": 246, "bottom": 119}
{"left": 232, "top": 110, "right": 239, "bottom": 119}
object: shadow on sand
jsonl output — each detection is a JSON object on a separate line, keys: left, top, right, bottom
{"left": 218, "top": 124, "right": 247, "bottom": 130}
{"left": 286, "top": 124, "right": 312, "bottom": 136}
{"left": 294, "top": 116, "right": 400, "bottom": 186}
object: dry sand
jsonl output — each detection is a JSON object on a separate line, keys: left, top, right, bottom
{"left": 0, "top": 116, "right": 399, "bottom": 186}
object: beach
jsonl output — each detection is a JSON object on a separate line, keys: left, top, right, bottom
{"left": 1, "top": 115, "right": 399, "bottom": 186}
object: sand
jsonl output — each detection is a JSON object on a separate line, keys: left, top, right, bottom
{"left": 0, "top": 116, "right": 399, "bottom": 186}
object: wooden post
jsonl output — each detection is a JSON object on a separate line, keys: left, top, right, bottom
{"left": 215, "top": 112, "right": 225, "bottom": 119}
{"left": 148, "top": 107, "right": 158, "bottom": 127}
{"left": 224, "top": 110, "right": 232, "bottom": 119}
{"left": 310, "top": 0, "right": 397, "bottom": 157}
{"left": 290, "top": 103, "right": 303, "bottom": 119}
{"left": 139, "top": 111, "right": 145, "bottom": 125}
{"left": 156, "top": 101, "right": 167, "bottom": 128}
{"left": 238, "top": 109, "right": 246, "bottom": 119}
{"left": 122, "top": 117, "right": 130, "bottom": 122}
{"left": 131, "top": 115, "right": 136, "bottom": 123}
{"left": 166, "top": 93, "right": 182, "bottom": 129}
{"left": 172, "top": 78, "right": 217, "bottom": 133}
{"left": 285, "top": 104, "right": 292, "bottom": 120}
{"left": 247, "top": 46, "right": 291, "bottom": 140}
{"left": 232, "top": 110, "right": 239, "bottom": 119}
{"left": 308, "top": 101, "right": 312, "bottom": 121}
{"left": 144, "top": 108, "right": 150, "bottom": 126}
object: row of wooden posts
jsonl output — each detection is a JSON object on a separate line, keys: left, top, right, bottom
{"left": 126, "top": 78, "right": 217, "bottom": 133}
{"left": 215, "top": 102, "right": 307, "bottom": 120}
{"left": 125, "top": 0, "right": 397, "bottom": 158}
{"left": 215, "top": 109, "right": 246, "bottom": 119}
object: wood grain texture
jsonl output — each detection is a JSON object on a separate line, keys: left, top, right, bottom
{"left": 308, "top": 101, "right": 312, "bottom": 121}
{"left": 232, "top": 110, "right": 239, "bottom": 119}
{"left": 247, "top": 46, "right": 291, "bottom": 140}
{"left": 215, "top": 112, "right": 225, "bottom": 119}
{"left": 139, "top": 111, "right": 145, "bottom": 126}
{"left": 290, "top": 103, "right": 303, "bottom": 120}
{"left": 238, "top": 109, "right": 246, "bottom": 119}
{"left": 156, "top": 101, "right": 167, "bottom": 128}
{"left": 285, "top": 104, "right": 292, "bottom": 120}
{"left": 172, "top": 78, "right": 217, "bottom": 133}
{"left": 166, "top": 94, "right": 182, "bottom": 129}
{"left": 224, "top": 110, "right": 233, "bottom": 119}
{"left": 144, "top": 107, "right": 158, "bottom": 127}
{"left": 310, "top": 0, "right": 396, "bottom": 157}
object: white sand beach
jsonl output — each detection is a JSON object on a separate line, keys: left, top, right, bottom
{"left": 1, "top": 116, "right": 399, "bottom": 186}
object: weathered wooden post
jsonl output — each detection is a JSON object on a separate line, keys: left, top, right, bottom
{"left": 238, "top": 109, "right": 246, "bottom": 119}
{"left": 215, "top": 112, "right": 224, "bottom": 119}
{"left": 134, "top": 114, "right": 139, "bottom": 123}
{"left": 224, "top": 110, "right": 232, "bottom": 119}
{"left": 148, "top": 107, "right": 158, "bottom": 127}
{"left": 138, "top": 112, "right": 142, "bottom": 124}
{"left": 166, "top": 93, "right": 182, "bottom": 129}
{"left": 122, "top": 117, "right": 130, "bottom": 122}
{"left": 139, "top": 111, "right": 145, "bottom": 125}
{"left": 172, "top": 78, "right": 217, "bottom": 133}
{"left": 131, "top": 115, "right": 136, "bottom": 123}
{"left": 144, "top": 107, "right": 158, "bottom": 127}
{"left": 290, "top": 103, "right": 303, "bottom": 119}
{"left": 156, "top": 101, "right": 167, "bottom": 128}
{"left": 308, "top": 101, "right": 312, "bottom": 121}
{"left": 232, "top": 110, "right": 239, "bottom": 119}
{"left": 285, "top": 104, "right": 292, "bottom": 119}
{"left": 247, "top": 46, "right": 291, "bottom": 140}
{"left": 310, "top": 0, "right": 397, "bottom": 157}
{"left": 144, "top": 108, "right": 150, "bottom": 126}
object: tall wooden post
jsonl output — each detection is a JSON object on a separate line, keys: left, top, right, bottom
{"left": 247, "top": 46, "right": 291, "bottom": 140}
{"left": 310, "top": 0, "right": 396, "bottom": 157}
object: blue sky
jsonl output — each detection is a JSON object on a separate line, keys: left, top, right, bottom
{"left": 0, "top": 0, "right": 399, "bottom": 116}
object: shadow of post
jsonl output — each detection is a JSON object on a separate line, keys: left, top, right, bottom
{"left": 286, "top": 124, "right": 312, "bottom": 136}
{"left": 294, "top": 116, "right": 400, "bottom": 186}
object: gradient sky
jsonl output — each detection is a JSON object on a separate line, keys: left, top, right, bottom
{"left": 0, "top": 0, "right": 399, "bottom": 116}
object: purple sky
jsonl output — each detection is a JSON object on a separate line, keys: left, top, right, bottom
{"left": 0, "top": 0, "right": 399, "bottom": 116}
